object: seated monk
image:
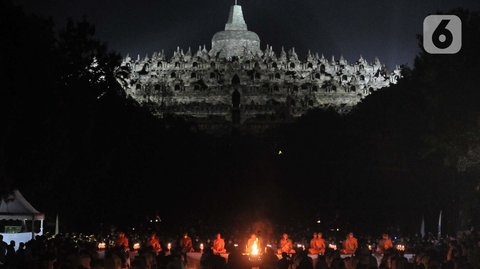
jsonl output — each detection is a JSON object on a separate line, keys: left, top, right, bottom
{"left": 342, "top": 232, "right": 358, "bottom": 255}
{"left": 148, "top": 233, "right": 162, "bottom": 255}
{"left": 309, "top": 232, "right": 326, "bottom": 255}
{"left": 180, "top": 233, "right": 194, "bottom": 253}
{"left": 308, "top": 233, "right": 319, "bottom": 254}
{"left": 115, "top": 232, "right": 130, "bottom": 253}
{"left": 277, "top": 233, "right": 295, "bottom": 254}
{"left": 377, "top": 233, "right": 393, "bottom": 254}
{"left": 212, "top": 233, "right": 226, "bottom": 254}
{"left": 246, "top": 233, "right": 260, "bottom": 254}
{"left": 317, "top": 232, "right": 326, "bottom": 254}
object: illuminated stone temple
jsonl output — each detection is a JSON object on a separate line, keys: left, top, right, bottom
{"left": 116, "top": 3, "right": 401, "bottom": 131}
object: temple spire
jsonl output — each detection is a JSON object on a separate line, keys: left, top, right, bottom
{"left": 225, "top": 3, "right": 247, "bottom": 30}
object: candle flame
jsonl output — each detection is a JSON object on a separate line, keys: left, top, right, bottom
{"left": 98, "top": 242, "right": 106, "bottom": 250}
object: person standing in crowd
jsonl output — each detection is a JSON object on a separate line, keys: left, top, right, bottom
{"left": 342, "top": 232, "right": 358, "bottom": 255}
{"left": 0, "top": 235, "right": 7, "bottom": 268}
{"left": 5, "top": 241, "right": 15, "bottom": 268}
{"left": 212, "top": 233, "right": 226, "bottom": 254}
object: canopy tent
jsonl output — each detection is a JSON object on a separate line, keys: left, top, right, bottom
{"left": 0, "top": 190, "right": 44, "bottom": 249}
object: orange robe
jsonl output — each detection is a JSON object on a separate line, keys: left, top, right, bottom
{"left": 181, "top": 237, "right": 194, "bottom": 252}
{"left": 116, "top": 237, "right": 129, "bottom": 251}
{"left": 149, "top": 237, "right": 162, "bottom": 254}
{"left": 384, "top": 239, "right": 393, "bottom": 250}
{"left": 343, "top": 238, "right": 358, "bottom": 254}
{"left": 278, "top": 239, "right": 295, "bottom": 254}
{"left": 377, "top": 239, "right": 393, "bottom": 253}
{"left": 309, "top": 238, "right": 319, "bottom": 254}
{"left": 213, "top": 238, "right": 226, "bottom": 254}
{"left": 309, "top": 238, "right": 326, "bottom": 254}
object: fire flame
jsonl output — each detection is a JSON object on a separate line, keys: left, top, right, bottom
{"left": 251, "top": 238, "right": 259, "bottom": 255}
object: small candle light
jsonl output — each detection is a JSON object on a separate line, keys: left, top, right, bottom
{"left": 396, "top": 244, "right": 405, "bottom": 252}
{"left": 200, "top": 243, "right": 204, "bottom": 252}
{"left": 133, "top": 243, "right": 140, "bottom": 250}
{"left": 167, "top": 243, "right": 172, "bottom": 251}
{"left": 328, "top": 243, "right": 337, "bottom": 250}
{"left": 367, "top": 244, "right": 372, "bottom": 251}
{"left": 233, "top": 244, "right": 239, "bottom": 247}
{"left": 98, "top": 242, "right": 106, "bottom": 250}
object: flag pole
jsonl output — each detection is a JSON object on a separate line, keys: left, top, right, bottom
{"left": 55, "top": 213, "right": 59, "bottom": 235}
{"left": 421, "top": 215, "right": 425, "bottom": 239}
{"left": 438, "top": 210, "right": 442, "bottom": 240}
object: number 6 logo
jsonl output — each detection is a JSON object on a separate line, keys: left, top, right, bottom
{"left": 423, "top": 15, "right": 462, "bottom": 54}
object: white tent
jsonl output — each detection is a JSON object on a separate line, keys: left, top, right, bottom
{"left": 0, "top": 190, "right": 44, "bottom": 249}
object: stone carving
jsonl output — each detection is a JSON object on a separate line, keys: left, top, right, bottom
{"left": 116, "top": 4, "right": 401, "bottom": 129}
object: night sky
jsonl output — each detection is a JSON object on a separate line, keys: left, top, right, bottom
{"left": 13, "top": 0, "right": 480, "bottom": 69}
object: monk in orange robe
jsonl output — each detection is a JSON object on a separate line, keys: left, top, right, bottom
{"left": 212, "top": 233, "right": 226, "bottom": 254}
{"left": 246, "top": 233, "right": 260, "bottom": 254}
{"left": 310, "top": 232, "right": 326, "bottom": 255}
{"left": 377, "top": 233, "right": 393, "bottom": 254}
{"left": 277, "top": 233, "right": 295, "bottom": 254}
{"left": 115, "top": 232, "right": 130, "bottom": 251}
{"left": 342, "top": 232, "right": 358, "bottom": 255}
{"left": 148, "top": 233, "right": 162, "bottom": 255}
{"left": 180, "top": 233, "right": 194, "bottom": 253}
{"left": 308, "top": 233, "right": 319, "bottom": 254}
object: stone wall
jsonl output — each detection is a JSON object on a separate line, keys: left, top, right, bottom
{"left": 116, "top": 46, "right": 401, "bottom": 127}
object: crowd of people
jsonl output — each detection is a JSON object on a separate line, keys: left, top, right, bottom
{"left": 0, "top": 230, "right": 479, "bottom": 269}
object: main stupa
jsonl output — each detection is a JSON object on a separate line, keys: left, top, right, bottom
{"left": 210, "top": 4, "right": 261, "bottom": 58}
